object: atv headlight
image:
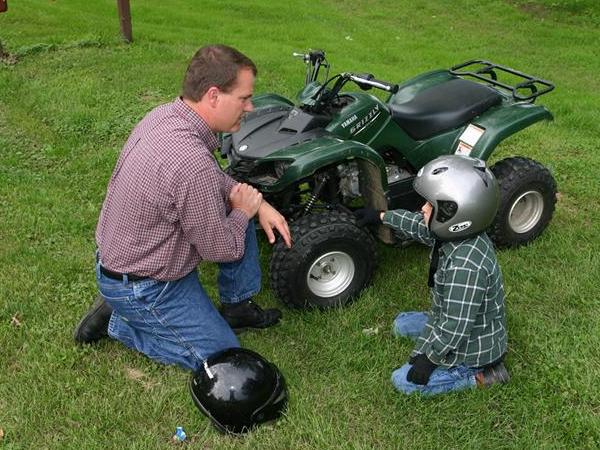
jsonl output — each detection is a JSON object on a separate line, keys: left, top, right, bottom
{"left": 241, "top": 160, "right": 294, "bottom": 187}
{"left": 274, "top": 161, "right": 292, "bottom": 178}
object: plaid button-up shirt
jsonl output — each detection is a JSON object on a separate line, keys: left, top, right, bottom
{"left": 96, "top": 98, "right": 248, "bottom": 281}
{"left": 383, "top": 209, "right": 507, "bottom": 368}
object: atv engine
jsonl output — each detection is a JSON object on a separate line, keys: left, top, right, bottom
{"left": 337, "top": 162, "right": 412, "bottom": 200}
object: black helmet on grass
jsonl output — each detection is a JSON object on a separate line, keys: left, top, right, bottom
{"left": 414, "top": 155, "right": 499, "bottom": 240}
{"left": 189, "top": 347, "right": 288, "bottom": 435}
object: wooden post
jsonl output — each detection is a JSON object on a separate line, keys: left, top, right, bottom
{"left": 116, "top": 0, "right": 132, "bottom": 43}
{"left": 0, "top": 0, "right": 8, "bottom": 13}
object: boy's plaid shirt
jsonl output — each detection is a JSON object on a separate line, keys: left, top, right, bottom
{"left": 383, "top": 209, "right": 507, "bottom": 368}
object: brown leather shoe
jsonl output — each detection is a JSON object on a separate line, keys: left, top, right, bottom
{"left": 219, "top": 299, "right": 282, "bottom": 334}
{"left": 73, "top": 294, "right": 113, "bottom": 344}
{"left": 476, "top": 362, "right": 510, "bottom": 388}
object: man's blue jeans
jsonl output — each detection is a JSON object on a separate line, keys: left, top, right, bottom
{"left": 96, "top": 222, "right": 261, "bottom": 371}
{"left": 391, "top": 311, "right": 482, "bottom": 395}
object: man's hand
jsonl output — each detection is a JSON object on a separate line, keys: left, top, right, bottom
{"left": 353, "top": 208, "right": 383, "bottom": 227}
{"left": 257, "top": 201, "right": 292, "bottom": 248}
{"left": 407, "top": 353, "right": 437, "bottom": 385}
{"left": 229, "top": 183, "right": 262, "bottom": 219}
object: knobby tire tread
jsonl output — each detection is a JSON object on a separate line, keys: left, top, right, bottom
{"left": 270, "top": 211, "right": 377, "bottom": 309}
{"left": 489, "top": 156, "right": 557, "bottom": 248}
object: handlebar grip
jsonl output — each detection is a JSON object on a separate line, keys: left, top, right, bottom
{"left": 309, "top": 50, "right": 325, "bottom": 59}
{"left": 370, "top": 78, "right": 399, "bottom": 93}
{"left": 293, "top": 50, "right": 326, "bottom": 65}
{"left": 348, "top": 74, "right": 398, "bottom": 93}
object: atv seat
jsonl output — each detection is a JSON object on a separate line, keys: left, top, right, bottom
{"left": 388, "top": 78, "right": 502, "bottom": 141}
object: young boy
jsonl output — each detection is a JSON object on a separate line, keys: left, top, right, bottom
{"left": 355, "top": 155, "right": 509, "bottom": 395}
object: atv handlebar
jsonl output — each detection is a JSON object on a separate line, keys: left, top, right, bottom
{"left": 347, "top": 73, "right": 399, "bottom": 93}
{"left": 293, "top": 50, "right": 398, "bottom": 112}
{"left": 294, "top": 50, "right": 329, "bottom": 85}
{"left": 293, "top": 50, "right": 326, "bottom": 65}
{"left": 308, "top": 72, "right": 399, "bottom": 113}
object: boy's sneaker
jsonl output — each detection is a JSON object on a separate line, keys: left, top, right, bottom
{"left": 73, "top": 294, "right": 113, "bottom": 344}
{"left": 219, "top": 299, "right": 282, "bottom": 334}
{"left": 476, "top": 362, "right": 511, "bottom": 388}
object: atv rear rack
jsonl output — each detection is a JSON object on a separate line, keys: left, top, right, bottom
{"left": 450, "top": 60, "right": 554, "bottom": 103}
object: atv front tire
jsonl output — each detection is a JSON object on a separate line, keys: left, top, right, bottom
{"left": 489, "top": 157, "right": 557, "bottom": 248}
{"left": 269, "top": 211, "right": 377, "bottom": 309}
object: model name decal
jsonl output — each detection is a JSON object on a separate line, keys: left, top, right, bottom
{"left": 350, "top": 105, "right": 380, "bottom": 135}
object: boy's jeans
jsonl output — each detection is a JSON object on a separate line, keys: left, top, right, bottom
{"left": 391, "top": 311, "right": 482, "bottom": 395}
{"left": 96, "top": 222, "right": 261, "bottom": 371}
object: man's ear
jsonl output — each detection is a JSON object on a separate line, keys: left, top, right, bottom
{"left": 205, "top": 86, "right": 220, "bottom": 107}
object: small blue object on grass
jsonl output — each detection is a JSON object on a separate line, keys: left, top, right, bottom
{"left": 174, "top": 426, "right": 186, "bottom": 442}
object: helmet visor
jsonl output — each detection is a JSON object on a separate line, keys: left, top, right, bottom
{"left": 436, "top": 200, "right": 458, "bottom": 223}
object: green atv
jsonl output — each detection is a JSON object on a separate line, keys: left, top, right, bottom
{"left": 221, "top": 50, "right": 557, "bottom": 309}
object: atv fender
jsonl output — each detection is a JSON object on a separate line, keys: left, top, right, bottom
{"left": 264, "top": 137, "right": 393, "bottom": 243}
{"left": 251, "top": 93, "right": 294, "bottom": 109}
{"left": 467, "top": 103, "right": 553, "bottom": 160}
{"left": 265, "top": 136, "right": 388, "bottom": 193}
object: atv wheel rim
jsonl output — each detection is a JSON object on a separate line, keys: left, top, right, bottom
{"left": 306, "top": 251, "right": 355, "bottom": 298}
{"left": 508, "top": 190, "right": 544, "bottom": 234}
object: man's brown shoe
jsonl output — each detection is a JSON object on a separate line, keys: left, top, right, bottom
{"left": 476, "top": 362, "right": 511, "bottom": 388}
{"left": 73, "top": 294, "right": 113, "bottom": 344}
{"left": 219, "top": 299, "right": 282, "bottom": 334}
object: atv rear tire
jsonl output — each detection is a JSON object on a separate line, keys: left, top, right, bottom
{"left": 489, "top": 157, "right": 557, "bottom": 248}
{"left": 269, "top": 211, "right": 377, "bottom": 309}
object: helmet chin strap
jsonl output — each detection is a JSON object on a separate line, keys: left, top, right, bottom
{"left": 203, "top": 360, "right": 214, "bottom": 379}
{"left": 428, "top": 240, "right": 442, "bottom": 287}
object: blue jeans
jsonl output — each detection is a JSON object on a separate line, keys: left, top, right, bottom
{"left": 96, "top": 222, "right": 261, "bottom": 371}
{"left": 391, "top": 311, "right": 482, "bottom": 395}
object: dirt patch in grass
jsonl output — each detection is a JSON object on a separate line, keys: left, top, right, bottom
{"left": 0, "top": 40, "right": 18, "bottom": 65}
{"left": 506, "top": 0, "right": 599, "bottom": 25}
{"left": 512, "top": 1, "right": 552, "bottom": 18}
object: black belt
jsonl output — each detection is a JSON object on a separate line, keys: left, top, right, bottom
{"left": 100, "top": 265, "right": 146, "bottom": 282}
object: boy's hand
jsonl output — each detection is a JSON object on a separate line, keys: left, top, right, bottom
{"left": 407, "top": 353, "right": 437, "bottom": 385}
{"left": 353, "top": 208, "right": 383, "bottom": 227}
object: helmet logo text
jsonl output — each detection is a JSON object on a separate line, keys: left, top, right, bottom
{"left": 449, "top": 221, "right": 472, "bottom": 233}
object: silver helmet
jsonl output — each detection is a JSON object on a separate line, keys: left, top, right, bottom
{"left": 413, "top": 155, "right": 499, "bottom": 240}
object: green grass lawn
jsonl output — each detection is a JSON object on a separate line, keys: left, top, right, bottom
{"left": 1, "top": 0, "right": 599, "bottom": 448}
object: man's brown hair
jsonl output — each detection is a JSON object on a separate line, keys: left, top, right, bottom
{"left": 182, "top": 44, "right": 257, "bottom": 102}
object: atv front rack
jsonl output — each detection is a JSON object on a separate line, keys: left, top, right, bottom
{"left": 450, "top": 60, "right": 554, "bottom": 103}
